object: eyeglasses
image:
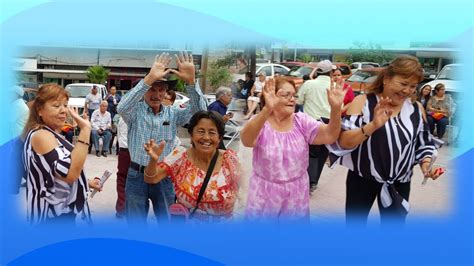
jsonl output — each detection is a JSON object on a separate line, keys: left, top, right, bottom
{"left": 277, "top": 92, "right": 298, "bottom": 100}
{"left": 194, "top": 129, "right": 219, "bottom": 138}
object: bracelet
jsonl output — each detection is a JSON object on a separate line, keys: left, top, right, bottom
{"left": 144, "top": 167, "right": 158, "bottom": 178}
{"left": 421, "top": 158, "right": 431, "bottom": 165}
{"left": 76, "top": 139, "right": 90, "bottom": 146}
{"left": 361, "top": 126, "right": 370, "bottom": 138}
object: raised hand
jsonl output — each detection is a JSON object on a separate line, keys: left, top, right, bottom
{"left": 372, "top": 97, "right": 393, "bottom": 129}
{"left": 326, "top": 78, "right": 347, "bottom": 111}
{"left": 170, "top": 51, "right": 195, "bottom": 85}
{"left": 144, "top": 139, "right": 165, "bottom": 162}
{"left": 262, "top": 78, "right": 277, "bottom": 113}
{"left": 68, "top": 106, "right": 91, "bottom": 129}
{"left": 145, "top": 53, "right": 172, "bottom": 85}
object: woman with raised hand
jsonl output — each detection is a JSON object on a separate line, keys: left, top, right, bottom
{"left": 22, "top": 83, "right": 101, "bottom": 225}
{"left": 330, "top": 55, "right": 443, "bottom": 225}
{"left": 241, "top": 76, "right": 346, "bottom": 221}
{"left": 143, "top": 111, "right": 241, "bottom": 222}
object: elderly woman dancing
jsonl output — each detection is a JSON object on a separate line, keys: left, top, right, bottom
{"left": 241, "top": 76, "right": 346, "bottom": 221}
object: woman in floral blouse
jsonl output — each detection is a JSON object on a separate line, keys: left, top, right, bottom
{"left": 143, "top": 111, "right": 240, "bottom": 221}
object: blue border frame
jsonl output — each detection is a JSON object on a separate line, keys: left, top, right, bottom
{"left": 1, "top": 1, "right": 472, "bottom": 265}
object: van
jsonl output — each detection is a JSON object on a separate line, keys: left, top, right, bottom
{"left": 65, "top": 83, "right": 108, "bottom": 108}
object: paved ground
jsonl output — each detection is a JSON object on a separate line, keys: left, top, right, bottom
{"left": 83, "top": 100, "right": 454, "bottom": 226}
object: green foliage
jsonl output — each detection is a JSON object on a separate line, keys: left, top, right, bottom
{"left": 205, "top": 62, "right": 232, "bottom": 90}
{"left": 298, "top": 53, "right": 313, "bottom": 63}
{"left": 174, "top": 78, "right": 186, "bottom": 93}
{"left": 86, "top": 65, "right": 109, "bottom": 84}
{"left": 347, "top": 42, "right": 394, "bottom": 64}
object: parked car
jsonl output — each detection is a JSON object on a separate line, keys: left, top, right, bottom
{"left": 350, "top": 62, "right": 380, "bottom": 73}
{"left": 174, "top": 92, "right": 190, "bottom": 108}
{"left": 65, "top": 83, "right": 108, "bottom": 110}
{"left": 287, "top": 62, "right": 352, "bottom": 89}
{"left": 346, "top": 67, "right": 384, "bottom": 95}
{"left": 423, "top": 63, "right": 461, "bottom": 99}
{"left": 279, "top": 61, "right": 307, "bottom": 70}
{"left": 232, "top": 63, "right": 290, "bottom": 82}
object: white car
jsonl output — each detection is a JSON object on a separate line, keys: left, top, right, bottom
{"left": 350, "top": 62, "right": 380, "bottom": 73}
{"left": 65, "top": 83, "right": 108, "bottom": 108}
{"left": 423, "top": 64, "right": 460, "bottom": 95}
{"left": 232, "top": 63, "right": 290, "bottom": 82}
{"left": 174, "top": 92, "right": 190, "bottom": 108}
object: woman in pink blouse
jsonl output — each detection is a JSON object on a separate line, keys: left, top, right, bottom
{"left": 143, "top": 111, "right": 240, "bottom": 221}
{"left": 240, "top": 77, "right": 346, "bottom": 221}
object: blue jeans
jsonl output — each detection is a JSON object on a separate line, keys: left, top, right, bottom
{"left": 91, "top": 129, "right": 112, "bottom": 152}
{"left": 427, "top": 116, "right": 449, "bottom": 139}
{"left": 125, "top": 167, "right": 175, "bottom": 225}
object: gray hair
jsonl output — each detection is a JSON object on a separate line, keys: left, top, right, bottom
{"left": 215, "top": 86, "right": 232, "bottom": 99}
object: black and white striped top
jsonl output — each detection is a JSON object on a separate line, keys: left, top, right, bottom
{"left": 329, "top": 93, "right": 436, "bottom": 184}
{"left": 23, "top": 126, "right": 91, "bottom": 225}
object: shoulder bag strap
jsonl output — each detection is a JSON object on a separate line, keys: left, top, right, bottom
{"left": 189, "top": 149, "right": 219, "bottom": 218}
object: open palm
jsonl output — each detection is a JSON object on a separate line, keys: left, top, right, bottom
{"left": 373, "top": 97, "right": 393, "bottom": 129}
{"left": 170, "top": 51, "right": 195, "bottom": 84}
{"left": 148, "top": 53, "right": 172, "bottom": 82}
{"left": 327, "top": 78, "right": 347, "bottom": 110}
{"left": 144, "top": 139, "right": 166, "bottom": 161}
{"left": 263, "top": 78, "right": 277, "bottom": 112}
{"left": 68, "top": 106, "right": 90, "bottom": 129}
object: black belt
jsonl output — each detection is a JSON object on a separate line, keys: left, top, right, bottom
{"left": 130, "top": 161, "right": 146, "bottom": 173}
{"left": 119, "top": 147, "right": 129, "bottom": 152}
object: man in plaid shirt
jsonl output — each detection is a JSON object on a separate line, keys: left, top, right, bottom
{"left": 117, "top": 52, "right": 206, "bottom": 225}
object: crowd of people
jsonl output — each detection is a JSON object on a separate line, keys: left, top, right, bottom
{"left": 14, "top": 52, "right": 451, "bottom": 226}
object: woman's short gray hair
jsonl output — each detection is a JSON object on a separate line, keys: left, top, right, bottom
{"left": 215, "top": 86, "right": 232, "bottom": 99}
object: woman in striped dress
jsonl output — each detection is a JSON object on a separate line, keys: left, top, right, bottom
{"left": 22, "top": 84, "right": 101, "bottom": 225}
{"left": 330, "top": 56, "right": 444, "bottom": 225}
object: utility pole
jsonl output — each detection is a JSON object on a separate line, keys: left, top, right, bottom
{"left": 250, "top": 45, "right": 256, "bottom": 77}
{"left": 199, "top": 45, "right": 209, "bottom": 93}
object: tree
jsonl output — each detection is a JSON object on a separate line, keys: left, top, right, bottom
{"left": 347, "top": 42, "right": 394, "bottom": 64}
{"left": 298, "top": 53, "right": 313, "bottom": 63}
{"left": 86, "top": 65, "right": 109, "bottom": 84}
{"left": 205, "top": 62, "right": 232, "bottom": 90}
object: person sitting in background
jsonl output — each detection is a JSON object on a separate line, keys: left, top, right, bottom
{"left": 426, "top": 83, "right": 454, "bottom": 139}
{"left": 417, "top": 84, "right": 432, "bottom": 110}
{"left": 143, "top": 111, "right": 240, "bottom": 222}
{"left": 208, "top": 86, "right": 234, "bottom": 150}
{"left": 240, "top": 71, "right": 254, "bottom": 100}
{"left": 208, "top": 86, "right": 234, "bottom": 122}
{"left": 244, "top": 71, "right": 266, "bottom": 119}
{"left": 22, "top": 83, "right": 101, "bottom": 225}
{"left": 91, "top": 101, "right": 112, "bottom": 157}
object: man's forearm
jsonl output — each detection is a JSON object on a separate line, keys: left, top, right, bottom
{"left": 186, "top": 82, "right": 207, "bottom": 113}
{"left": 117, "top": 79, "right": 149, "bottom": 122}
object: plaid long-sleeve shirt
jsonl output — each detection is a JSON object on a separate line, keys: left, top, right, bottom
{"left": 117, "top": 79, "right": 207, "bottom": 166}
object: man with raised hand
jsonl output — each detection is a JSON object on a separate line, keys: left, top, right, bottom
{"left": 117, "top": 52, "right": 207, "bottom": 225}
